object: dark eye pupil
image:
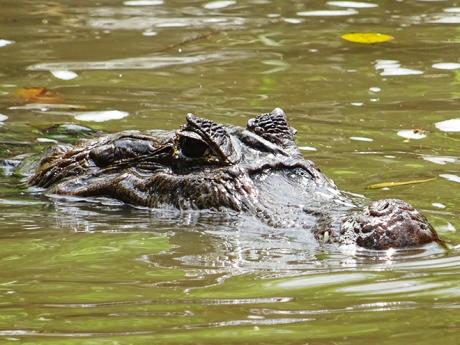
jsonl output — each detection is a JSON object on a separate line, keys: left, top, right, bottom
{"left": 180, "top": 137, "right": 207, "bottom": 158}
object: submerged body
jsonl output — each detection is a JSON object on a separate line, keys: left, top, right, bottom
{"left": 29, "top": 108, "right": 439, "bottom": 250}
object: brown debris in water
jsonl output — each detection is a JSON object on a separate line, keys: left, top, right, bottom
{"left": 16, "top": 87, "right": 62, "bottom": 103}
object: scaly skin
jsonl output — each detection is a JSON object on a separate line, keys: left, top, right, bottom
{"left": 29, "top": 108, "right": 439, "bottom": 250}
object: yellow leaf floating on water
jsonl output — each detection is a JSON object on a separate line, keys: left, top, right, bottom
{"left": 341, "top": 32, "right": 394, "bottom": 44}
{"left": 367, "top": 177, "right": 436, "bottom": 190}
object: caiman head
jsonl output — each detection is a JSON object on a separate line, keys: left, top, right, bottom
{"left": 29, "top": 108, "right": 439, "bottom": 250}
{"left": 29, "top": 108, "right": 327, "bottom": 211}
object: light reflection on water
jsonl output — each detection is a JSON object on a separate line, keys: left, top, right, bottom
{"left": 0, "top": 0, "right": 460, "bottom": 343}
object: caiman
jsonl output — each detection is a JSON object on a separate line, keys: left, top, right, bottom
{"left": 29, "top": 108, "right": 439, "bottom": 250}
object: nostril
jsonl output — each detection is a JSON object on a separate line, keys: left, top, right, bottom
{"left": 369, "top": 199, "right": 392, "bottom": 217}
{"left": 378, "top": 200, "right": 389, "bottom": 211}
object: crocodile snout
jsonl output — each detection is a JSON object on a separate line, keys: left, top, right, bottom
{"left": 341, "top": 199, "right": 439, "bottom": 250}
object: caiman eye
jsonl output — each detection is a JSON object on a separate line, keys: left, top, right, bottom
{"left": 179, "top": 136, "right": 208, "bottom": 158}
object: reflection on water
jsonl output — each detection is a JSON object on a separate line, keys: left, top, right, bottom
{"left": 1, "top": 0, "right": 460, "bottom": 344}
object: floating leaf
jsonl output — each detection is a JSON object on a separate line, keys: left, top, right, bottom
{"left": 439, "top": 174, "right": 460, "bottom": 184}
{"left": 0, "top": 39, "right": 14, "bottom": 48}
{"left": 50, "top": 70, "right": 78, "bottom": 80}
{"left": 350, "top": 136, "right": 373, "bottom": 142}
{"left": 432, "top": 202, "right": 446, "bottom": 209}
{"left": 327, "top": 1, "right": 378, "bottom": 8}
{"left": 422, "top": 155, "right": 456, "bottom": 165}
{"left": 341, "top": 32, "right": 394, "bottom": 44}
{"left": 283, "top": 18, "right": 303, "bottom": 24}
{"left": 258, "top": 34, "right": 281, "bottom": 47}
{"left": 16, "top": 87, "right": 62, "bottom": 103}
{"left": 374, "top": 59, "right": 423, "bottom": 76}
{"left": 142, "top": 30, "right": 157, "bottom": 36}
{"left": 397, "top": 129, "right": 427, "bottom": 140}
{"left": 124, "top": 0, "right": 163, "bottom": 5}
{"left": 438, "top": 222, "right": 457, "bottom": 233}
{"left": 261, "top": 59, "right": 290, "bottom": 74}
{"left": 203, "top": 0, "right": 235, "bottom": 9}
{"left": 432, "top": 62, "right": 460, "bottom": 70}
{"left": 435, "top": 118, "right": 460, "bottom": 132}
{"left": 298, "top": 146, "right": 317, "bottom": 151}
{"left": 36, "top": 137, "right": 59, "bottom": 144}
{"left": 74, "top": 110, "right": 129, "bottom": 122}
{"left": 297, "top": 9, "right": 358, "bottom": 16}
{"left": 367, "top": 177, "right": 435, "bottom": 189}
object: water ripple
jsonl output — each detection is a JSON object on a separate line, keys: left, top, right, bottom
{"left": 27, "top": 52, "right": 251, "bottom": 71}
{"left": 87, "top": 16, "right": 246, "bottom": 30}
{"left": 42, "top": 297, "right": 293, "bottom": 308}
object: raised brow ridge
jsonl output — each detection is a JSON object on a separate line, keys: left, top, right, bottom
{"left": 247, "top": 108, "right": 295, "bottom": 147}
{"left": 185, "top": 113, "right": 238, "bottom": 163}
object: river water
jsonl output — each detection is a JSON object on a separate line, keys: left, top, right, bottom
{"left": 0, "top": 1, "right": 459, "bottom": 344}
